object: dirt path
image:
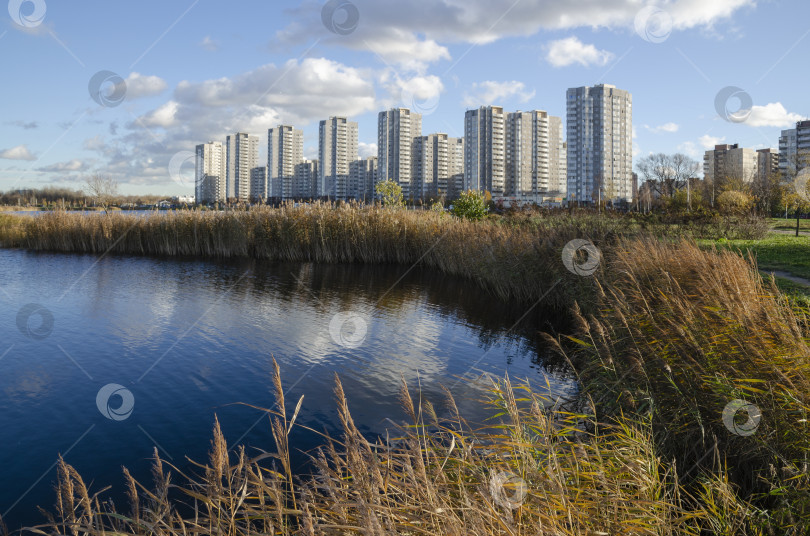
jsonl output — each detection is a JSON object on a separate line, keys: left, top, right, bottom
{"left": 762, "top": 269, "right": 810, "bottom": 287}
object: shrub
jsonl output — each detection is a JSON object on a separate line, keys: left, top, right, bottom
{"left": 451, "top": 189, "right": 488, "bottom": 221}
{"left": 374, "top": 180, "right": 404, "bottom": 207}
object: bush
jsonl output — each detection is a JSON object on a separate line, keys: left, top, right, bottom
{"left": 451, "top": 189, "right": 488, "bottom": 221}
{"left": 374, "top": 180, "right": 404, "bottom": 207}
{"left": 717, "top": 190, "right": 752, "bottom": 215}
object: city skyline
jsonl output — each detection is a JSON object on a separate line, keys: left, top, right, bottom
{"left": 2, "top": 0, "right": 809, "bottom": 195}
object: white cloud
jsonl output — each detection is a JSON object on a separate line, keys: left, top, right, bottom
{"left": 359, "top": 142, "right": 377, "bottom": 158}
{"left": 37, "top": 159, "right": 87, "bottom": 172}
{"left": 645, "top": 122, "right": 679, "bottom": 133}
{"left": 744, "top": 102, "right": 804, "bottom": 128}
{"left": 461, "top": 80, "right": 535, "bottom": 107}
{"left": 0, "top": 144, "right": 36, "bottom": 161}
{"left": 124, "top": 72, "right": 168, "bottom": 100}
{"left": 699, "top": 134, "right": 725, "bottom": 149}
{"left": 545, "top": 36, "right": 614, "bottom": 68}
{"left": 199, "top": 36, "right": 219, "bottom": 51}
{"left": 277, "top": 1, "right": 752, "bottom": 70}
{"left": 677, "top": 141, "right": 701, "bottom": 158}
{"left": 85, "top": 58, "right": 379, "bottom": 189}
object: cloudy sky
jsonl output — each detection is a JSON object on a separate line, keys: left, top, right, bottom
{"left": 1, "top": 0, "right": 807, "bottom": 195}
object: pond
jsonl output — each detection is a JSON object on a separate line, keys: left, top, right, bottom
{"left": 0, "top": 249, "right": 574, "bottom": 529}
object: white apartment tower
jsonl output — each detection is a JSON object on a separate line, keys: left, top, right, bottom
{"left": 505, "top": 110, "right": 550, "bottom": 198}
{"left": 566, "top": 84, "right": 633, "bottom": 204}
{"left": 464, "top": 106, "right": 505, "bottom": 197}
{"left": 294, "top": 159, "right": 319, "bottom": 199}
{"left": 448, "top": 137, "right": 465, "bottom": 198}
{"left": 413, "top": 134, "right": 463, "bottom": 200}
{"left": 195, "top": 141, "right": 226, "bottom": 203}
{"left": 318, "top": 117, "right": 358, "bottom": 199}
{"left": 349, "top": 156, "right": 378, "bottom": 201}
{"left": 226, "top": 132, "right": 259, "bottom": 201}
{"left": 548, "top": 116, "right": 567, "bottom": 196}
{"left": 779, "top": 120, "right": 810, "bottom": 177}
{"left": 267, "top": 125, "right": 304, "bottom": 200}
{"left": 249, "top": 166, "right": 268, "bottom": 202}
{"left": 377, "top": 108, "right": 422, "bottom": 200}
{"left": 703, "top": 144, "right": 759, "bottom": 185}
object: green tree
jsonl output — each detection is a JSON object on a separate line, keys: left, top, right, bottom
{"left": 452, "top": 189, "right": 488, "bottom": 221}
{"left": 375, "top": 180, "right": 404, "bottom": 207}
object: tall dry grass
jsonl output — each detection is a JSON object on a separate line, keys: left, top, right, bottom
{"left": 0, "top": 204, "right": 622, "bottom": 307}
{"left": 555, "top": 238, "right": 810, "bottom": 533}
{"left": 1, "top": 208, "right": 806, "bottom": 533}
{"left": 24, "top": 361, "right": 702, "bottom": 536}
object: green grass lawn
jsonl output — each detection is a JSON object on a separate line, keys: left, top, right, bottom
{"left": 768, "top": 217, "right": 810, "bottom": 232}
{"left": 704, "top": 234, "right": 810, "bottom": 280}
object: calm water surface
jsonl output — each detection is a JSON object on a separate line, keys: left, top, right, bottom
{"left": 0, "top": 249, "right": 573, "bottom": 529}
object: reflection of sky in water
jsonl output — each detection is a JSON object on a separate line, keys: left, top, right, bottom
{"left": 0, "top": 250, "right": 574, "bottom": 530}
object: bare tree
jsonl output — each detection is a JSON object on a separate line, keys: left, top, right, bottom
{"left": 84, "top": 174, "right": 119, "bottom": 212}
{"left": 670, "top": 153, "right": 701, "bottom": 211}
{"left": 636, "top": 153, "right": 676, "bottom": 198}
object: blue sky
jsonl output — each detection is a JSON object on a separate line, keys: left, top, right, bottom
{"left": 1, "top": 0, "right": 808, "bottom": 195}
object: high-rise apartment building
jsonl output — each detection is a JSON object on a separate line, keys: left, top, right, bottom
{"left": 464, "top": 106, "right": 505, "bottom": 197}
{"left": 195, "top": 141, "right": 226, "bottom": 203}
{"left": 226, "top": 132, "right": 259, "bottom": 201}
{"left": 448, "top": 137, "right": 465, "bottom": 198}
{"left": 377, "top": 108, "right": 422, "bottom": 199}
{"left": 566, "top": 84, "right": 633, "bottom": 203}
{"left": 703, "top": 144, "right": 758, "bottom": 185}
{"left": 349, "top": 156, "right": 377, "bottom": 201}
{"left": 413, "top": 134, "right": 454, "bottom": 200}
{"left": 548, "top": 116, "right": 567, "bottom": 197}
{"left": 294, "top": 159, "right": 319, "bottom": 199}
{"left": 318, "top": 117, "right": 358, "bottom": 199}
{"left": 249, "top": 166, "right": 268, "bottom": 201}
{"left": 267, "top": 125, "right": 304, "bottom": 200}
{"left": 756, "top": 148, "right": 779, "bottom": 184}
{"left": 779, "top": 120, "right": 810, "bottom": 177}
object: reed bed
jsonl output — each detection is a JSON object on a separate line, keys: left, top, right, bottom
{"left": 0, "top": 205, "right": 623, "bottom": 307}
{"left": 25, "top": 362, "right": 702, "bottom": 536}
{"left": 557, "top": 238, "right": 810, "bottom": 533}
{"left": 1, "top": 208, "right": 807, "bottom": 533}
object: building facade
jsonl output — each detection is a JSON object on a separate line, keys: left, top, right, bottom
{"left": 703, "top": 144, "right": 758, "bottom": 186}
{"left": 294, "top": 159, "right": 319, "bottom": 199}
{"left": 779, "top": 120, "right": 810, "bottom": 177}
{"left": 413, "top": 133, "right": 452, "bottom": 200}
{"left": 249, "top": 166, "right": 268, "bottom": 202}
{"left": 195, "top": 141, "right": 226, "bottom": 203}
{"left": 756, "top": 148, "right": 779, "bottom": 184}
{"left": 377, "top": 108, "right": 422, "bottom": 200}
{"left": 464, "top": 105, "right": 505, "bottom": 197}
{"left": 566, "top": 84, "right": 633, "bottom": 204}
{"left": 267, "top": 125, "right": 304, "bottom": 200}
{"left": 548, "top": 116, "right": 567, "bottom": 197}
{"left": 226, "top": 132, "right": 259, "bottom": 201}
{"left": 318, "top": 117, "right": 358, "bottom": 199}
{"left": 349, "top": 156, "right": 377, "bottom": 201}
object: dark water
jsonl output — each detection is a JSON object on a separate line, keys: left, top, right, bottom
{"left": 0, "top": 249, "right": 573, "bottom": 530}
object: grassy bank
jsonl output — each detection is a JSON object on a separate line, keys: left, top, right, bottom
{"left": 1, "top": 208, "right": 808, "bottom": 534}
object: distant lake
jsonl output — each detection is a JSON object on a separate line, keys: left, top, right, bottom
{"left": 0, "top": 249, "right": 573, "bottom": 529}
